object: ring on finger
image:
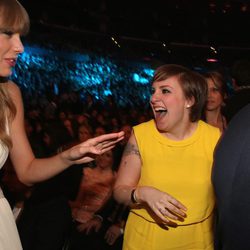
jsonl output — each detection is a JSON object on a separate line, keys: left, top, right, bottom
{"left": 159, "top": 207, "right": 166, "bottom": 215}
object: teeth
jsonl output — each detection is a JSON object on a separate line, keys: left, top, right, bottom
{"left": 155, "top": 108, "right": 166, "bottom": 112}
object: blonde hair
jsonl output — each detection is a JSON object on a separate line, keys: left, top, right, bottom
{"left": 0, "top": 0, "right": 29, "bottom": 147}
{"left": 0, "top": 0, "right": 30, "bottom": 35}
{"left": 0, "top": 84, "right": 16, "bottom": 148}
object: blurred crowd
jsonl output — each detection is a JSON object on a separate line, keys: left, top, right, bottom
{"left": 1, "top": 58, "right": 250, "bottom": 250}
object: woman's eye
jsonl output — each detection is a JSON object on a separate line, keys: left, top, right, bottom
{"left": 150, "top": 88, "right": 155, "bottom": 95}
{"left": 162, "top": 89, "right": 170, "bottom": 94}
{"left": 0, "top": 30, "right": 13, "bottom": 36}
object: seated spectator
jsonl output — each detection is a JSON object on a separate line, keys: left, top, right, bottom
{"left": 77, "top": 124, "right": 93, "bottom": 143}
{"left": 68, "top": 150, "right": 116, "bottom": 250}
{"left": 76, "top": 197, "right": 130, "bottom": 250}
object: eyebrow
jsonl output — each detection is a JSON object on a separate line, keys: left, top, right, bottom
{"left": 158, "top": 84, "right": 174, "bottom": 90}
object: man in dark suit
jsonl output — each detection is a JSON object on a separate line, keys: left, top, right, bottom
{"left": 224, "top": 59, "right": 250, "bottom": 123}
{"left": 212, "top": 104, "right": 250, "bottom": 250}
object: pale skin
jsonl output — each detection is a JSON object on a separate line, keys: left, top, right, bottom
{"left": 0, "top": 29, "right": 124, "bottom": 186}
{"left": 114, "top": 77, "right": 200, "bottom": 224}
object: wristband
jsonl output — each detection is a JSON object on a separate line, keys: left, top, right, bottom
{"left": 131, "top": 188, "right": 140, "bottom": 204}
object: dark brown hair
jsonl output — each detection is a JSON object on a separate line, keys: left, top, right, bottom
{"left": 203, "top": 71, "right": 227, "bottom": 98}
{"left": 152, "top": 64, "right": 208, "bottom": 122}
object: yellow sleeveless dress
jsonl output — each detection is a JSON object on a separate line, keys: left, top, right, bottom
{"left": 123, "top": 120, "right": 220, "bottom": 250}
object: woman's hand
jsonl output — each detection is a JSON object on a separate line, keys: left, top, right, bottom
{"left": 61, "top": 132, "right": 124, "bottom": 165}
{"left": 137, "top": 186, "right": 187, "bottom": 224}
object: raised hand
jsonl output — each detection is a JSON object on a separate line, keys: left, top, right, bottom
{"left": 61, "top": 131, "right": 124, "bottom": 165}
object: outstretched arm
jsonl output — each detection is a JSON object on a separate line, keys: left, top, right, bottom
{"left": 7, "top": 82, "right": 124, "bottom": 185}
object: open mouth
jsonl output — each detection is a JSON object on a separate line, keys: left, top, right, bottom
{"left": 154, "top": 108, "right": 167, "bottom": 117}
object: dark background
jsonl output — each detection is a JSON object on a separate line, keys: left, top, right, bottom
{"left": 19, "top": 0, "right": 250, "bottom": 66}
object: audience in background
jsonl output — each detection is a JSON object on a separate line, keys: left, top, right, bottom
{"left": 223, "top": 59, "right": 250, "bottom": 122}
{"left": 15, "top": 122, "right": 82, "bottom": 250}
{"left": 2, "top": 50, "right": 247, "bottom": 249}
{"left": 68, "top": 150, "right": 116, "bottom": 250}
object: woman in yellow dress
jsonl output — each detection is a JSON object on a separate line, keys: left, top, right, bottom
{"left": 114, "top": 64, "right": 221, "bottom": 250}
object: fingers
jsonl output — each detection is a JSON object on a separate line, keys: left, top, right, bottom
{"left": 158, "top": 206, "right": 185, "bottom": 222}
{"left": 94, "top": 132, "right": 125, "bottom": 144}
{"left": 167, "top": 196, "right": 187, "bottom": 212}
{"left": 163, "top": 201, "right": 186, "bottom": 219}
{"left": 153, "top": 207, "right": 171, "bottom": 224}
{"left": 144, "top": 187, "right": 187, "bottom": 224}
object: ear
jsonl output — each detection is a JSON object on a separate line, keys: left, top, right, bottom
{"left": 185, "top": 97, "right": 195, "bottom": 109}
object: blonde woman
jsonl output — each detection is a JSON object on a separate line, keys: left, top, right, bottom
{"left": 0, "top": 1, "right": 124, "bottom": 249}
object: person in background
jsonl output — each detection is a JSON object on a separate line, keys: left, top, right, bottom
{"left": 78, "top": 123, "right": 93, "bottom": 143}
{"left": 78, "top": 195, "right": 129, "bottom": 250}
{"left": 69, "top": 150, "right": 116, "bottom": 250}
{"left": 223, "top": 59, "right": 250, "bottom": 122}
{"left": 212, "top": 104, "right": 250, "bottom": 250}
{"left": 113, "top": 124, "right": 132, "bottom": 171}
{"left": 114, "top": 64, "right": 221, "bottom": 250}
{"left": 0, "top": 1, "right": 124, "bottom": 249}
{"left": 203, "top": 71, "right": 228, "bottom": 132}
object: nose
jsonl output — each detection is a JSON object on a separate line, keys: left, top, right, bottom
{"left": 150, "top": 91, "right": 160, "bottom": 103}
{"left": 207, "top": 88, "right": 212, "bottom": 98}
{"left": 13, "top": 35, "right": 24, "bottom": 54}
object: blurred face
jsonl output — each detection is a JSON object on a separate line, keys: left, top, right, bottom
{"left": 59, "top": 111, "right": 67, "bottom": 121}
{"left": 77, "top": 114, "right": 87, "bottom": 124}
{"left": 95, "top": 126, "right": 106, "bottom": 136}
{"left": 121, "top": 125, "right": 132, "bottom": 143}
{"left": 63, "top": 119, "right": 72, "bottom": 129}
{"left": 0, "top": 30, "right": 24, "bottom": 77}
{"left": 150, "top": 76, "right": 191, "bottom": 133}
{"left": 206, "top": 78, "right": 224, "bottom": 111}
{"left": 78, "top": 126, "right": 92, "bottom": 142}
{"left": 96, "top": 150, "right": 113, "bottom": 170}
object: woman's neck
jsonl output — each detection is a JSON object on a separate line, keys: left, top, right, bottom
{"left": 206, "top": 109, "right": 226, "bottom": 131}
{"left": 164, "top": 121, "right": 198, "bottom": 141}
